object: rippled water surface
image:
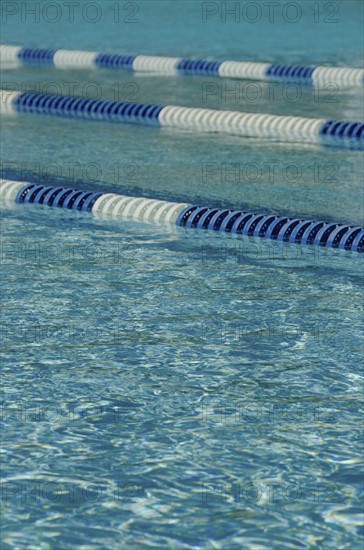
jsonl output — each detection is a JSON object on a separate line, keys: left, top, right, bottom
{"left": 1, "top": 1, "right": 364, "bottom": 548}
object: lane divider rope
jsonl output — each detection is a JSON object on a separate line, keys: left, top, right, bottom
{"left": 1, "top": 45, "right": 363, "bottom": 88}
{"left": 1, "top": 90, "right": 363, "bottom": 148}
{"left": 1, "top": 180, "right": 363, "bottom": 253}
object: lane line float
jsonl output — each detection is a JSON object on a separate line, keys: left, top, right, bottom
{"left": 1, "top": 90, "right": 363, "bottom": 148}
{"left": 1, "top": 179, "right": 363, "bottom": 252}
{"left": 1, "top": 45, "right": 363, "bottom": 88}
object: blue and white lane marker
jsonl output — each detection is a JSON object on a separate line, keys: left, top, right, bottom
{"left": 1, "top": 45, "right": 363, "bottom": 88}
{"left": 1, "top": 91, "right": 363, "bottom": 148}
{"left": 1, "top": 180, "right": 363, "bottom": 253}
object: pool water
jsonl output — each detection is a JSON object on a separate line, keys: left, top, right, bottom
{"left": 1, "top": 1, "right": 363, "bottom": 548}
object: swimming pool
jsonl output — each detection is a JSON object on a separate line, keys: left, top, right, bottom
{"left": 1, "top": 1, "right": 363, "bottom": 548}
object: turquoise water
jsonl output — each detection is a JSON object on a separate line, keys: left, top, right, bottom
{"left": 1, "top": 1, "right": 364, "bottom": 548}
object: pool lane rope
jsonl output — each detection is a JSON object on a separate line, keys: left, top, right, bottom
{"left": 1, "top": 180, "right": 363, "bottom": 253}
{"left": 1, "top": 91, "right": 363, "bottom": 148}
{"left": 1, "top": 45, "right": 363, "bottom": 88}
